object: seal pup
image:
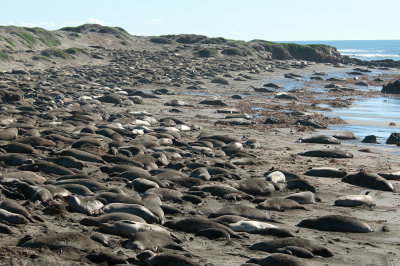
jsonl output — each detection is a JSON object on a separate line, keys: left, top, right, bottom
{"left": 232, "top": 178, "right": 275, "bottom": 196}
{"left": 299, "top": 135, "right": 341, "bottom": 144}
{"left": 0, "top": 154, "right": 34, "bottom": 166}
{"left": 0, "top": 199, "right": 35, "bottom": 222}
{"left": 275, "top": 246, "right": 314, "bottom": 258}
{"left": 250, "top": 237, "right": 334, "bottom": 257}
{"left": 0, "top": 171, "right": 46, "bottom": 185}
{"left": 300, "top": 149, "right": 353, "bottom": 158}
{"left": 229, "top": 220, "right": 294, "bottom": 237}
{"left": 0, "top": 209, "right": 29, "bottom": 224}
{"left": 297, "top": 215, "right": 373, "bottom": 233}
{"left": 16, "top": 182, "right": 53, "bottom": 202}
{"left": 342, "top": 171, "right": 394, "bottom": 191}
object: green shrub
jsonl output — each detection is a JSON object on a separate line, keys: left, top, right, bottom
{"left": 0, "top": 50, "right": 12, "bottom": 61}
{"left": 41, "top": 48, "right": 74, "bottom": 59}
{"left": 149, "top": 36, "right": 173, "bottom": 44}
{"left": 25, "top": 27, "right": 61, "bottom": 47}
{"left": 195, "top": 48, "right": 218, "bottom": 58}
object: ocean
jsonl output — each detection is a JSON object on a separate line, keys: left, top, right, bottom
{"left": 282, "top": 40, "right": 400, "bottom": 61}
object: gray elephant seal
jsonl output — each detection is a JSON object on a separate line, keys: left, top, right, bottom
{"left": 248, "top": 253, "right": 306, "bottom": 266}
{"left": 16, "top": 182, "right": 53, "bottom": 202}
{"left": 275, "top": 246, "right": 314, "bottom": 258}
{"left": 342, "top": 171, "right": 394, "bottom": 191}
{"left": 334, "top": 193, "right": 376, "bottom": 207}
{"left": 64, "top": 195, "right": 104, "bottom": 215}
{"left": 100, "top": 220, "right": 169, "bottom": 238}
{"left": 297, "top": 215, "right": 373, "bottom": 233}
{"left": 299, "top": 135, "right": 341, "bottom": 144}
{"left": 301, "top": 149, "right": 353, "bottom": 158}
{"left": 0, "top": 154, "right": 34, "bottom": 166}
{"left": 285, "top": 191, "right": 316, "bottom": 204}
{"left": 250, "top": 237, "right": 334, "bottom": 257}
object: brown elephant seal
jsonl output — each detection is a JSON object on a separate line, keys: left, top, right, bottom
{"left": 20, "top": 232, "right": 103, "bottom": 252}
{"left": 0, "top": 154, "right": 34, "bottom": 166}
{"left": 0, "top": 209, "right": 29, "bottom": 224}
{"left": 258, "top": 198, "right": 307, "bottom": 211}
{"left": 342, "top": 171, "right": 394, "bottom": 191}
{"left": 0, "top": 199, "right": 35, "bottom": 222}
{"left": 1, "top": 171, "right": 46, "bottom": 185}
{"left": 305, "top": 167, "right": 347, "bottom": 178}
{"left": 275, "top": 246, "right": 314, "bottom": 258}
{"left": 124, "top": 231, "right": 184, "bottom": 251}
{"left": 16, "top": 182, "right": 53, "bottom": 202}
{"left": 102, "top": 203, "right": 161, "bottom": 224}
{"left": 19, "top": 161, "right": 74, "bottom": 175}
{"left": 0, "top": 128, "right": 18, "bottom": 140}
{"left": 247, "top": 253, "right": 306, "bottom": 266}
{"left": 232, "top": 178, "right": 275, "bottom": 196}
{"left": 163, "top": 217, "right": 238, "bottom": 238}
{"left": 250, "top": 237, "right": 334, "bottom": 257}
{"left": 209, "top": 205, "right": 273, "bottom": 222}
{"left": 137, "top": 250, "right": 201, "bottom": 266}
{"left": 297, "top": 215, "right": 373, "bottom": 233}
{"left": 80, "top": 212, "right": 146, "bottom": 226}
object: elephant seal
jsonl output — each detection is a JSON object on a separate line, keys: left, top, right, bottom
{"left": 64, "top": 195, "right": 104, "bottom": 215}
{"left": 102, "top": 203, "right": 161, "bottom": 224}
{"left": 0, "top": 199, "right": 35, "bottom": 222}
{"left": 3, "top": 143, "right": 36, "bottom": 154}
{"left": 285, "top": 191, "right": 316, "bottom": 204}
{"left": 189, "top": 184, "right": 252, "bottom": 200}
{"left": 16, "top": 182, "right": 53, "bottom": 202}
{"left": 247, "top": 253, "right": 306, "bottom": 266}
{"left": 266, "top": 171, "right": 286, "bottom": 183}
{"left": 19, "top": 161, "right": 74, "bottom": 175}
{"left": 137, "top": 250, "right": 201, "bottom": 266}
{"left": 95, "top": 192, "right": 141, "bottom": 205}
{"left": 124, "top": 231, "right": 184, "bottom": 251}
{"left": 80, "top": 212, "right": 146, "bottom": 226}
{"left": 57, "top": 149, "right": 105, "bottom": 163}
{"left": 195, "top": 228, "right": 231, "bottom": 240}
{"left": 232, "top": 178, "right": 275, "bottom": 196}
{"left": 0, "top": 209, "right": 28, "bottom": 224}
{"left": 100, "top": 220, "right": 169, "bottom": 238}
{"left": 21, "top": 232, "right": 103, "bottom": 252}
{"left": 301, "top": 149, "right": 353, "bottom": 158}
{"left": 209, "top": 205, "right": 273, "bottom": 222}
{"left": 0, "top": 154, "right": 34, "bottom": 166}
{"left": 305, "top": 167, "right": 347, "bottom": 178}
{"left": 297, "top": 215, "right": 373, "bottom": 233}
{"left": 0, "top": 128, "right": 18, "bottom": 140}
{"left": 299, "top": 135, "right": 341, "bottom": 144}
{"left": 0, "top": 223, "right": 13, "bottom": 234}
{"left": 258, "top": 198, "right": 307, "bottom": 211}
{"left": 229, "top": 220, "right": 294, "bottom": 237}
{"left": 287, "top": 179, "right": 316, "bottom": 193}
{"left": 250, "top": 237, "right": 334, "bottom": 257}
{"left": 163, "top": 217, "right": 238, "bottom": 238}
{"left": 275, "top": 246, "right": 314, "bottom": 258}
{"left": 334, "top": 193, "right": 376, "bottom": 207}
{"left": 55, "top": 179, "right": 107, "bottom": 192}
{"left": 342, "top": 171, "right": 394, "bottom": 191}
{"left": 1, "top": 171, "right": 46, "bottom": 185}
{"left": 44, "top": 156, "right": 87, "bottom": 169}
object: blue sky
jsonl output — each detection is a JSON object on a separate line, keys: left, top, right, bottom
{"left": 1, "top": 0, "right": 399, "bottom": 41}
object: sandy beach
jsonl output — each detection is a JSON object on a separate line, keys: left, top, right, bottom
{"left": 0, "top": 25, "right": 400, "bottom": 266}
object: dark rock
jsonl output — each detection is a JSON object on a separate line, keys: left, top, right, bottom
{"left": 382, "top": 79, "right": 400, "bottom": 94}
{"left": 231, "top": 94, "right": 243, "bottom": 99}
{"left": 263, "top": 83, "right": 280, "bottom": 89}
{"left": 264, "top": 117, "right": 281, "bottom": 124}
{"left": 199, "top": 99, "right": 227, "bottom": 106}
{"left": 386, "top": 133, "right": 400, "bottom": 144}
{"left": 362, "top": 135, "right": 378, "bottom": 143}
